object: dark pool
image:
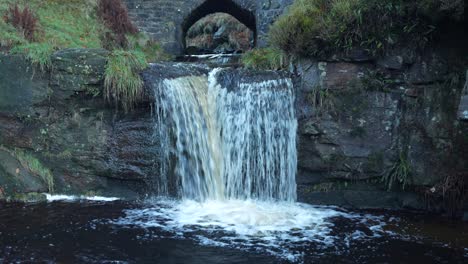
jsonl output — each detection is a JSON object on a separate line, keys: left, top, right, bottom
{"left": 0, "top": 199, "right": 467, "bottom": 263}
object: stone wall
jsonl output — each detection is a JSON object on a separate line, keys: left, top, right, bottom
{"left": 123, "top": 0, "right": 293, "bottom": 54}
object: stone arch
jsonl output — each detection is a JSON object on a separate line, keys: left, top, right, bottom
{"left": 181, "top": 0, "right": 257, "bottom": 53}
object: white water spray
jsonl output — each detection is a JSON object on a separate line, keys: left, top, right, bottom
{"left": 155, "top": 68, "right": 297, "bottom": 202}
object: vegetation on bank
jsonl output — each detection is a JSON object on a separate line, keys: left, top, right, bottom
{"left": 269, "top": 0, "right": 463, "bottom": 58}
{"left": 241, "top": 48, "right": 287, "bottom": 70}
{"left": 242, "top": 0, "right": 463, "bottom": 69}
{"left": 0, "top": 0, "right": 166, "bottom": 111}
{"left": 104, "top": 49, "right": 147, "bottom": 112}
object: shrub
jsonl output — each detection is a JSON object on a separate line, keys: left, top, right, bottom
{"left": 241, "top": 48, "right": 287, "bottom": 70}
{"left": 3, "top": 3, "right": 38, "bottom": 41}
{"left": 97, "top": 0, "right": 138, "bottom": 48}
{"left": 104, "top": 49, "right": 147, "bottom": 112}
{"left": 0, "top": 19, "right": 27, "bottom": 48}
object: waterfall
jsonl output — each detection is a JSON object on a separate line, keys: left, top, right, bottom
{"left": 154, "top": 67, "right": 297, "bottom": 202}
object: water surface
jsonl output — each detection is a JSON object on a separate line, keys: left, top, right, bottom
{"left": 1, "top": 199, "right": 466, "bottom": 263}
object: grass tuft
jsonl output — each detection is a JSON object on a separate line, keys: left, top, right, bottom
{"left": 241, "top": 48, "right": 287, "bottom": 70}
{"left": 11, "top": 42, "right": 54, "bottom": 70}
{"left": 382, "top": 152, "right": 412, "bottom": 191}
{"left": 14, "top": 149, "right": 54, "bottom": 193}
{"left": 104, "top": 49, "right": 147, "bottom": 112}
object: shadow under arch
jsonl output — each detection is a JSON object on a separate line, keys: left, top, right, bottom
{"left": 182, "top": 0, "right": 256, "bottom": 53}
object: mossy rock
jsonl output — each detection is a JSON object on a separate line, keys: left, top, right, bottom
{"left": 0, "top": 149, "right": 48, "bottom": 197}
{"left": 8, "top": 192, "right": 47, "bottom": 203}
{"left": 50, "top": 48, "right": 109, "bottom": 98}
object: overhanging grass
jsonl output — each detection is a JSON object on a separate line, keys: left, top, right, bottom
{"left": 269, "top": 0, "right": 464, "bottom": 58}
{"left": 10, "top": 42, "right": 55, "bottom": 71}
{"left": 241, "top": 48, "right": 287, "bottom": 70}
{"left": 104, "top": 49, "right": 147, "bottom": 112}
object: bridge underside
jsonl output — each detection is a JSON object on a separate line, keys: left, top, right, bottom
{"left": 124, "top": 0, "right": 294, "bottom": 55}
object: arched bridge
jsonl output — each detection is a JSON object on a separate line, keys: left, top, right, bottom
{"left": 123, "top": 0, "right": 293, "bottom": 55}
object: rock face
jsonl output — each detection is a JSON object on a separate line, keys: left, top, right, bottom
{"left": 294, "top": 46, "right": 467, "bottom": 210}
{"left": 0, "top": 50, "right": 160, "bottom": 200}
{"left": 0, "top": 43, "right": 466, "bottom": 211}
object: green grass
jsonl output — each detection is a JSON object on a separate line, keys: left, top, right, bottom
{"left": 382, "top": 152, "right": 412, "bottom": 191}
{"left": 0, "top": 0, "right": 103, "bottom": 69}
{"left": 14, "top": 149, "right": 54, "bottom": 193}
{"left": 269, "top": 0, "right": 463, "bottom": 58}
{"left": 104, "top": 49, "right": 147, "bottom": 112}
{"left": 241, "top": 48, "right": 287, "bottom": 70}
{"left": 1, "top": 0, "right": 168, "bottom": 110}
{"left": 10, "top": 42, "right": 55, "bottom": 70}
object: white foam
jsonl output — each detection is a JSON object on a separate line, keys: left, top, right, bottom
{"left": 45, "top": 194, "right": 120, "bottom": 202}
{"left": 111, "top": 198, "right": 391, "bottom": 262}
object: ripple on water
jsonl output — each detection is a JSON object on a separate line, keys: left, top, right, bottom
{"left": 110, "top": 199, "right": 391, "bottom": 262}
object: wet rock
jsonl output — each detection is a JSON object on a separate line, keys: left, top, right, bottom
{"left": 0, "top": 149, "right": 47, "bottom": 197}
{"left": 377, "top": 55, "right": 404, "bottom": 70}
{"left": 320, "top": 62, "right": 370, "bottom": 90}
{"left": 458, "top": 95, "right": 468, "bottom": 120}
{"left": 50, "top": 48, "right": 109, "bottom": 99}
{"left": 345, "top": 48, "right": 373, "bottom": 62}
{"left": 408, "top": 53, "right": 448, "bottom": 84}
{"left": 301, "top": 121, "right": 321, "bottom": 136}
{"left": 0, "top": 54, "right": 49, "bottom": 114}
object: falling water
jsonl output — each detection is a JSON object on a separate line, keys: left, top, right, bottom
{"left": 154, "top": 67, "right": 297, "bottom": 202}
{"left": 113, "top": 64, "right": 404, "bottom": 262}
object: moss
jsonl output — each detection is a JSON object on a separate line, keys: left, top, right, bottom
{"left": 104, "top": 49, "right": 148, "bottom": 112}
{"left": 13, "top": 149, "right": 54, "bottom": 193}
{"left": 9, "top": 192, "right": 47, "bottom": 202}
{"left": 241, "top": 48, "right": 287, "bottom": 70}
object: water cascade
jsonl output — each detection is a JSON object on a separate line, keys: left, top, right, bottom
{"left": 154, "top": 66, "right": 297, "bottom": 202}
{"left": 113, "top": 64, "right": 401, "bottom": 262}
